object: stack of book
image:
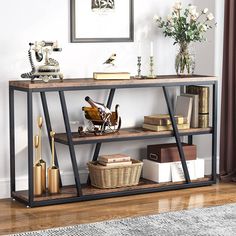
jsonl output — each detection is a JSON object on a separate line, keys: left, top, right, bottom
{"left": 143, "top": 95, "right": 192, "bottom": 132}
{"left": 98, "top": 154, "right": 132, "bottom": 167}
{"left": 186, "top": 86, "right": 209, "bottom": 128}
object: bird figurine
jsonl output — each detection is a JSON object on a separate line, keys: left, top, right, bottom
{"left": 103, "top": 53, "right": 116, "bottom": 66}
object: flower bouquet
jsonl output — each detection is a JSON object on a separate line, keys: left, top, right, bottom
{"left": 154, "top": 1, "right": 215, "bottom": 75}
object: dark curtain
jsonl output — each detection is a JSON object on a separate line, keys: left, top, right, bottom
{"left": 220, "top": 0, "right": 236, "bottom": 181}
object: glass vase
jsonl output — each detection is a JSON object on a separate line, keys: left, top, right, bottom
{"left": 175, "top": 43, "right": 195, "bottom": 76}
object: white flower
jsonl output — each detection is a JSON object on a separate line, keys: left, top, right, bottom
{"left": 200, "top": 24, "right": 208, "bottom": 32}
{"left": 191, "top": 12, "right": 199, "bottom": 21}
{"left": 203, "top": 8, "right": 209, "bottom": 14}
{"left": 173, "top": 1, "right": 182, "bottom": 11}
{"left": 207, "top": 13, "right": 214, "bottom": 21}
{"left": 167, "top": 14, "right": 172, "bottom": 21}
{"left": 153, "top": 15, "right": 161, "bottom": 21}
{"left": 189, "top": 5, "right": 197, "bottom": 16}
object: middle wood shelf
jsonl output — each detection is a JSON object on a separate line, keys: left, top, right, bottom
{"left": 55, "top": 127, "right": 213, "bottom": 145}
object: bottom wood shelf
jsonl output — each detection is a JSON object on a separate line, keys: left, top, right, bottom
{"left": 13, "top": 177, "right": 211, "bottom": 203}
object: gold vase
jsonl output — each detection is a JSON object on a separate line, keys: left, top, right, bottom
{"left": 33, "top": 135, "right": 42, "bottom": 196}
{"left": 48, "top": 131, "right": 60, "bottom": 194}
{"left": 38, "top": 116, "right": 47, "bottom": 192}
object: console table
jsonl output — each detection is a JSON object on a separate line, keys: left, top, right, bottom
{"left": 9, "top": 75, "right": 218, "bottom": 207}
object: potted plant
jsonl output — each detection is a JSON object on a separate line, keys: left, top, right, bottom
{"left": 154, "top": 1, "right": 215, "bottom": 75}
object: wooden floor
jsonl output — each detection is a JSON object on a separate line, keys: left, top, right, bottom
{"left": 0, "top": 182, "right": 236, "bottom": 235}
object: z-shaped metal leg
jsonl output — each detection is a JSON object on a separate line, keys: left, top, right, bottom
{"left": 162, "top": 87, "right": 191, "bottom": 183}
{"left": 40, "top": 92, "right": 62, "bottom": 187}
{"left": 59, "top": 91, "right": 82, "bottom": 196}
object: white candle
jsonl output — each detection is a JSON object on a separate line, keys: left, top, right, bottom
{"left": 150, "top": 41, "right": 154, "bottom": 57}
{"left": 138, "top": 41, "right": 141, "bottom": 56}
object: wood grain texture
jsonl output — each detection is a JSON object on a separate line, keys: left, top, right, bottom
{"left": 9, "top": 75, "right": 217, "bottom": 90}
{"left": 55, "top": 127, "right": 213, "bottom": 145}
{"left": 0, "top": 182, "right": 236, "bottom": 235}
{"left": 12, "top": 177, "right": 210, "bottom": 202}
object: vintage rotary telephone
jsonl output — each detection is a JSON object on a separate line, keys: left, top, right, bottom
{"left": 21, "top": 41, "right": 64, "bottom": 82}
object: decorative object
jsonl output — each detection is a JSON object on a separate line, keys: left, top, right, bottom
{"left": 71, "top": 0, "right": 134, "bottom": 43}
{"left": 33, "top": 135, "right": 42, "bottom": 196}
{"left": 10, "top": 204, "right": 236, "bottom": 236}
{"left": 48, "top": 131, "right": 60, "bottom": 194}
{"left": 37, "top": 116, "right": 46, "bottom": 193}
{"left": 148, "top": 56, "right": 156, "bottom": 78}
{"left": 21, "top": 41, "right": 63, "bottom": 82}
{"left": 147, "top": 143, "right": 196, "bottom": 163}
{"left": 98, "top": 154, "right": 132, "bottom": 166}
{"left": 87, "top": 159, "right": 143, "bottom": 188}
{"left": 154, "top": 2, "right": 215, "bottom": 75}
{"left": 186, "top": 85, "right": 209, "bottom": 128}
{"left": 144, "top": 114, "right": 186, "bottom": 126}
{"left": 103, "top": 53, "right": 116, "bottom": 66}
{"left": 180, "top": 94, "right": 199, "bottom": 128}
{"left": 82, "top": 96, "right": 121, "bottom": 135}
{"left": 135, "top": 56, "right": 142, "bottom": 78}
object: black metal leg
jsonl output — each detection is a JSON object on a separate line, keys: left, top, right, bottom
{"left": 9, "top": 87, "right": 16, "bottom": 196}
{"left": 162, "top": 87, "right": 191, "bottom": 183}
{"left": 27, "top": 91, "right": 34, "bottom": 206}
{"left": 40, "top": 92, "right": 62, "bottom": 187}
{"left": 87, "top": 89, "right": 116, "bottom": 184}
{"left": 212, "top": 82, "right": 218, "bottom": 182}
{"left": 59, "top": 91, "right": 82, "bottom": 196}
{"left": 188, "top": 136, "right": 193, "bottom": 145}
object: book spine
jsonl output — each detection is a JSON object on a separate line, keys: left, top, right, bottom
{"left": 186, "top": 86, "right": 209, "bottom": 126}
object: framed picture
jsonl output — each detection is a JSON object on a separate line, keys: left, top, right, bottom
{"left": 70, "top": 0, "right": 134, "bottom": 43}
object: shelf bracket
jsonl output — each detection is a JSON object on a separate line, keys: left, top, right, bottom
{"left": 59, "top": 91, "right": 82, "bottom": 196}
{"left": 162, "top": 86, "right": 191, "bottom": 183}
{"left": 40, "top": 92, "right": 62, "bottom": 187}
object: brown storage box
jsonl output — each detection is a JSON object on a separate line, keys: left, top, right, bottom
{"left": 147, "top": 143, "right": 196, "bottom": 163}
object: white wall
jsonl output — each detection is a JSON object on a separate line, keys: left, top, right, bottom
{"left": 0, "top": 0, "right": 223, "bottom": 198}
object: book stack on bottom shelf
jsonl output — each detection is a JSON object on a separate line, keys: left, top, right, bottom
{"left": 87, "top": 154, "right": 143, "bottom": 189}
{"left": 142, "top": 143, "right": 205, "bottom": 183}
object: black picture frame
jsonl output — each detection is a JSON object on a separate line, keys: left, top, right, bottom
{"left": 70, "top": 0, "right": 134, "bottom": 43}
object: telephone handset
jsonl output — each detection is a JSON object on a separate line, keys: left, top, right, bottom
{"left": 21, "top": 41, "right": 64, "bottom": 83}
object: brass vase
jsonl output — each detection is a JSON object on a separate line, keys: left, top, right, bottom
{"left": 33, "top": 135, "right": 42, "bottom": 196}
{"left": 48, "top": 131, "right": 60, "bottom": 194}
{"left": 37, "top": 116, "right": 46, "bottom": 192}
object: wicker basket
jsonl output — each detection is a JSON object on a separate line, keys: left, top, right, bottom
{"left": 87, "top": 160, "right": 143, "bottom": 189}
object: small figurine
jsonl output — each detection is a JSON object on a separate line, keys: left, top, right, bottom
{"left": 82, "top": 96, "right": 121, "bottom": 135}
{"left": 103, "top": 53, "right": 116, "bottom": 66}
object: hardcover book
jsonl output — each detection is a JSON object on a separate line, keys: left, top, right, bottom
{"left": 98, "top": 154, "right": 131, "bottom": 163}
{"left": 186, "top": 86, "right": 209, "bottom": 127}
{"left": 142, "top": 123, "right": 190, "bottom": 132}
{"left": 98, "top": 160, "right": 132, "bottom": 166}
{"left": 181, "top": 94, "right": 199, "bottom": 128}
{"left": 93, "top": 72, "right": 130, "bottom": 80}
{"left": 175, "top": 95, "right": 193, "bottom": 124}
{"left": 144, "top": 114, "right": 185, "bottom": 126}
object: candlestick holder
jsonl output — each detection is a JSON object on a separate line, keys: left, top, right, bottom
{"left": 135, "top": 56, "right": 142, "bottom": 78}
{"left": 148, "top": 56, "right": 156, "bottom": 79}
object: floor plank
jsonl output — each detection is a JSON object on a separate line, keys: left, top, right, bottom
{"left": 0, "top": 182, "right": 236, "bottom": 235}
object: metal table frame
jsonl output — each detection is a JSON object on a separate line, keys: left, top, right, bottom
{"left": 9, "top": 78, "right": 218, "bottom": 207}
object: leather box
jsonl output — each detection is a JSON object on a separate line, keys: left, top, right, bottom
{"left": 147, "top": 143, "right": 196, "bottom": 163}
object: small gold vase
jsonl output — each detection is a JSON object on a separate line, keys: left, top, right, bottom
{"left": 48, "top": 131, "right": 60, "bottom": 194}
{"left": 33, "top": 135, "right": 42, "bottom": 196}
{"left": 38, "top": 116, "right": 47, "bottom": 192}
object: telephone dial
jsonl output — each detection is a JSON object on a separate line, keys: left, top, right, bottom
{"left": 21, "top": 41, "right": 63, "bottom": 82}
